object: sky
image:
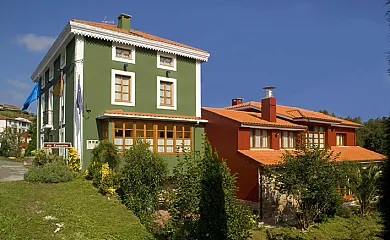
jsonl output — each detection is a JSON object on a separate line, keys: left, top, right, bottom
{"left": 0, "top": 0, "right": 389, "bottom": 121}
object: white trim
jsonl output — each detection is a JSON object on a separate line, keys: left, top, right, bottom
{"left": 331, "top": 124, "right": 362, "bottom": 129}
{"left": 157, "top": 76, "right": 177, "bottom": 110}
{"left": 70, "top": 21, "right": 209, "bottom": 61}
{"left": 195, "top": 61, "right": 201, "bottom": 117}
{"left": 157, "top": 52, "right": 177, "bottom": 71}
{"left": 240, "top": 124, "right": 306, "bottom": 131}
{"left": 48, "top": 86, "right": 53, "bottom": 126}
{"left": 112, "top": 42, "right": 135, "bottom": 64}
{"left": 97, "top": 113, "right": 208, "bottom": 123}
{"left": 111, "top": 69, "right": 136, "bottom": 106}
{"left": 32, "top": 21, "right": 209, "bottom": 81}
{"left": 73, "top": 35, "right": 84, "bottom": 162}
{"left": 40, "top": 75, "right": 45, "bottom": 89}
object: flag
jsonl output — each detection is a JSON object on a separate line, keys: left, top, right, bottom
{"left": 76, "top": 76, "right": 83, "bottom": 114}
{"left": 52, "top": 71, "right": 64, "bottom": 96}
{"left": 22, "top": 80, "right": 40, "bottom": 111}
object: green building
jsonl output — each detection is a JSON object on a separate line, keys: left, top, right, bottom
{"left": 32, "top": 13, "right": 210, "bottom": 170}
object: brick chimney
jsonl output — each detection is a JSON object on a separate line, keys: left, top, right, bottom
{"left": 261, "top": 86, "right": 276, "bottom": 122}
{"left": 117, "top": 13, "right": 132, "bottom": 31}
{"left": 231, "top": 98, "right": 243, "bottom": 106}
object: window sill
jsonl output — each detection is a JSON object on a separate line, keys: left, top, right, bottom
{"left": 112, "top": 101, "right": 135, "bottom": 107}
{"left": 112, "top": 56, "right": 135, "bottom": 64}
{"left": 157, "top": 64, "right": 176, "bottom": 71}
{"left": 157, "top": 105, "right": 176, "bottom": 110}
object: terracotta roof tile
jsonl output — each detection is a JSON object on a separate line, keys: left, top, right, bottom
{"left": 226, "top": 102, "right": 362, "bottom": 127}
{"left": 202, "top": 108, "right": 306, "bottom": 129}
{"left": 102, "top": 110, "right": 205, "bottom": 121}
{"left": 238, "top": 146, "right": 386, "bottom": 166}
{"left": 330, "top": 146, "right": 386, "bottom": 162}
{"left": 71, "top": 19, "right": 208, "bottom": 53}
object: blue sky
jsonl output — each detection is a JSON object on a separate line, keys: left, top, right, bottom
{"left": 0, "top": 0, "right": 389, "bottom": 121}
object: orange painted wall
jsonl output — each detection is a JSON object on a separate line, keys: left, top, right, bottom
{"left": 202, "top": 109, "right": 260, "bottom": 202}
{"left": 334, "top": 127, "right": 356, "bottom": 146}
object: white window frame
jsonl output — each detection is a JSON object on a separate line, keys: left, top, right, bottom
{"left": 48, "top": 64, "right": 54, "bottom": 82}
{"left": 157, "top": 52, "right": 177, "bottom": 71}
{"left": 60, "top": 51, "right": 66, "bottom": 69}
{"left": 40, "top": 76, "right": 45, "bottom": 89}
{"left": 157, "top": 76, "right": 177, "bottom": 110}
{"left": 59, "top": 127, "right": 65, "bottom": 157}
{"left": 111, "top": 69, "right": 136, "bottom": 106}
{"left": 112, "top": 42, "right": 135, "bottom": 64}
{"left": 48, "top": 86, "right": 53, "bottom": 126}
{"left": 59, "top": 74, "right": 66, "bottom": 126}
{"left": 40, "top": 93, "right": 45, "bottom": 128}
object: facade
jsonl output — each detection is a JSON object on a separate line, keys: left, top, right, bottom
{"left": 32, "top": 13, "right": 209, "bottom": 170}
{"left": 0, "top": 116, "right": 32, "bottom": 134}
{"left": 202, "top": 87, "right": 386, "bottom": 219}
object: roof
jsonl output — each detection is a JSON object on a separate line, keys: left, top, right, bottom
{"left": 226, "top": 102, "right": 362, "bottom": 127}
{"left": 71, "top": 19, "right": 208, "bottom": 53}
{"left": 97, "top": 110, "right": 207, "bottom": 123}
{"left": 0, "top": 104, "right": 20, "bottom": 110}
{"left": 202, "top": 107, "right": 306, "bottom": 129}
{"left": 238, "top": 146, "right": 386, "bottom": 166}
{"left": 0, "top": 116, "right": 9, "bottom": 120}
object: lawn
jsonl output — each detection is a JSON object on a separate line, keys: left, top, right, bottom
{"left": 0, "top": 178, "right": 153, "bottom": 240}
{"left": 251, "top": 214, "right": 383, "bottom": 240}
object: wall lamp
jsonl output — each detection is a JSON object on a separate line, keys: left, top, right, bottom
{"left": 166, "top": 70, "right": 171, "bottom": 78}
{"left": 123, "top": 64, "right": 128, "bottom": 71}
{"left": 275, "top": 132, "right": 280, "bottom": 137}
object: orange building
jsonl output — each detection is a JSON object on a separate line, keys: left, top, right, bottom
{"left": 202, "top": 87, "right": 385, "bottom": 219}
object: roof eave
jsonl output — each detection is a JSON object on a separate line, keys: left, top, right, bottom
{"left": 240, "top": 123, "right": 306, "bottom": 131}
{"left": 97, "top": 113, "right": 208, "bottom": 123}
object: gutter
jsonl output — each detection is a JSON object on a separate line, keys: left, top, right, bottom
{"left": 96, "top": 113, "right": 208, "bottom": 123}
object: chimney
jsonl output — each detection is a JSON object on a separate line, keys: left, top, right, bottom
{"left": 117, "top": 13, "right": 132, "bottom": 31}
{"left": 261, "top": 86, "right": 276, "bottom": 122}
{"left": 231, "top": 98, "right": 243, "bottom": 106}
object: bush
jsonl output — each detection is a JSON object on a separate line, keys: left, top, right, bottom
{"left": 90, "top": 140, "right": 120, "bottom": 171}
{"left": 98, "top": 163, "right": 120, "bottom": 195}
{"left": 119, "top": 139, "right": 168, "bottom": 225}
{"left": 24, "top": 160, "right": 73, "bottom": 183}
{"left": 67, "top": 147, "right": 81, "bottom": 172}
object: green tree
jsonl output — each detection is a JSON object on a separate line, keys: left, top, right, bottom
{"left": 168, "top": 140, "right": 254, "bottom": 239}
{"left": 0, "top": 127, "right": 18, "bottom": 157}
{"left": 380, "top": 117, "right": 390, "bottom": 238}
{"left": 25, "top": 116, "right": 37, "bottom": 156}
{"left": 119, "top": 139, "right": 168, "bottom": 225}
{"left": 348, "top": 163, "right": 381, "bottom": 215}
{"left": 358, "top": 118, "right": 387, "bottom": 154}
{"left": 273, "top": 147, "right": 344, "bottom": 229}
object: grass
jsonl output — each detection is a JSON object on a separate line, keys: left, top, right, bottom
{"left": 0, "top": 178, "right": 153, "bottom": 240}
{"left": 251, "top": 214, "right": 383, "bottom": 240}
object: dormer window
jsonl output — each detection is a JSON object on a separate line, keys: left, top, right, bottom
{"left": 112, "top": 43, "right": 135, "bottom": 64}
{"left": 157, "top": 52, "right": 176, "bottom": 71}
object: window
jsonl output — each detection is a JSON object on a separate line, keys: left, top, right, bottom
{"left": 280, "top": 131, "right": 295, "bottom": 149}
{"left": 48, "top": 86, "right": 53, "bottom": 126}
{"left": 250, "top": 129, "right": 269, "bottom": 149}
{"left": 159, "top": 81, "right": 173, "bottom": 106}
{"left": 40, "top": 93, "right": 45, "bottom": 127}
{"left": 48, "top": 65, "right": 54, "bottom": 82}
{"left": 112, "top": 120, "right": 192, "bottom": 153}
{"left": 40, "top": 76, "right": 45, "bottom": 89}
{"left": 336, "top": 134, "right": 345, "bottom": 146}
{"left": 60, "top": 51, "right": 66, "bottom": 68}
{"left": 157, "top": 76, "right": 177, "bottom": 110}
{"left": 59, "top": 74, "right": 66, "bottom": 125}
{"left": 111, "top": 70, "right": 135, "bottom": 106}
{"left": 306, "top": 126, "right": 325, "bottom": 149}
{"left": 157, "top": 52, "right": 176, "bottom": 71}
{"left": 112, "top": 43, "right": 135, "bottom": 64}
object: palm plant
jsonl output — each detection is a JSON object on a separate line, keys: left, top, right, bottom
{"left": 348, "top": 163, "right": 381, "bottom": 215}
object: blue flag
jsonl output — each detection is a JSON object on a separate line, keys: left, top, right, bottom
{"left": 76, "top": 77, "right": 83, "bottom": 114}
{"left": 22, "top": 80, "right": 40, "bottom": 111}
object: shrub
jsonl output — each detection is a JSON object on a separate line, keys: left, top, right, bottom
{"left": 31, "top": 149, "right": 49, "bottom": 166}
{"left": 67, "top": 147, "right": 81, "bottom": 172}
{"left": 98, "top": 163, "right": 120, "bottom": 195}
{"left": 24, "top": 160, "right": 73, "bottom": 183}
{"left": 119, "top": 139, "right": 168, "bottom": 225}
{"left": 90, "top": 140, "right": 120, "bottom": 171}
{"left": 0, "top": 128, "right": 18, "bottom": 157}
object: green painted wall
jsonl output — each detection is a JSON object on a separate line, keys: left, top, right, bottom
{"left": 64, "top": 39, "right": 75, "bottom": 143}
{"left": 81, "top": 37, "right": 199, "bottom": 168}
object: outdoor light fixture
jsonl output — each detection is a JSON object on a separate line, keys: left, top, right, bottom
{"left": 276, "top": 133, "right": 280, "bottom": 137}
{"left": 166, "top": 70, "right": 171, "bottom": 78}
{"left": 123, "top": 64, "right": 128, "bottom": 71}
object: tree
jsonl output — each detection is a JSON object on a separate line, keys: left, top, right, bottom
{"left": 0, "top": 127, "right": 18, "bottom": 157}
{"left": 348, "top": 163, "right": 381, "bottom": 215}
{"left": 25, "top": 116, "right": 37, "bottom": 156}
{"left": 168, "top": 140, "right": 255, "bottom": 239}
{"left": 358, "top": 118, "right": 387, "bottom": 154}
{"left": 380, "top": 117, "right": 390, "bottom": 238}
{"left": 273, "top": 147, "right": 344, "bottom": 229}
{"left": 119, "top": 139, "right": 168, "bottom": 224}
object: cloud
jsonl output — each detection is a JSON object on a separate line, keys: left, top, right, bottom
{"left": 16, "top": 34, "right": 55, "bottom": 52}
{"left": 7, "top": 80, "right": 30, "bottom": 89}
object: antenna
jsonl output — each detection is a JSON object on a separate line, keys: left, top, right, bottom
{"left": 102, "top": 16, "right": 115, "bottom": 25}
